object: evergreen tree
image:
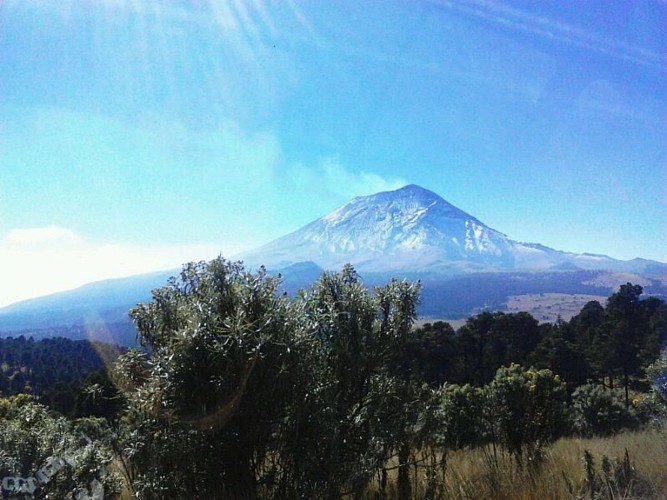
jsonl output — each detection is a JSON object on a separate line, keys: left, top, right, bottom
{"left": 605, "top": 284, "right": 644, "bottom": 408}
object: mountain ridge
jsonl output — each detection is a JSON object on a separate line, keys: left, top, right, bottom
{"left": 238, "top": 184, "right": 666, "bottom": 275}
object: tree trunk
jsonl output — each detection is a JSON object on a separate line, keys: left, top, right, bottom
{"left": 398, "top": 445, "right": 411, "bottom": 500}
{"left": 380, "top": 468, "right": 387, "bottom": 499}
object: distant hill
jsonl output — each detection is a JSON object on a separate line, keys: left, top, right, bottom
{"left": 0, "top": 271, "right": 172, "bottom": 345}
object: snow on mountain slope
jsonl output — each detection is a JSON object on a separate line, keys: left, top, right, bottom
{"left": 239, "top": 185, "right": 666, "bottom": 275}
{"left": 241, "top": 185, "right": 509, "bottom": 271}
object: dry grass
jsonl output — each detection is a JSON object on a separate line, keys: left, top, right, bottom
{"left": 582, "top": 273, "right": 652, "bottom": 290}
{"left": 505, "top": 293, "right": 608, "bottom": 323}
{"left": 364, "top": 427, "right": 667, "bottom": 499}
{"left": 413, "top": 318, "right": 467, "bottom": 330}
{"left": 111, "top": 427, "right": 667, "bottom": 498}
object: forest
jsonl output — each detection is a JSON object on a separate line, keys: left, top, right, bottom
{"left": 1, "top": 257, "right": 666, "bottom": 499}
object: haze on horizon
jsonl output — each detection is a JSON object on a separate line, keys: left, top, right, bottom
{"left": 0, "top": 0, "right": 665, "bottom": 307}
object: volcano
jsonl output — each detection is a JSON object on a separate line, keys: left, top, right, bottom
{"left": 239, "top": 184, "right": 665, "bottom": 275}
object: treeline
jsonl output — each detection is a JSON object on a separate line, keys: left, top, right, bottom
{"left": 0, "top": 336, "right": 123, "bottom": 417}
{"left": 411, "top": 285, "right": 665, "bottom": 399}
{"left": 0, "top": 322, "right": 139, "bottom": 345}
{"left": 1, "top": 258, "right": 666, "bottom": 499}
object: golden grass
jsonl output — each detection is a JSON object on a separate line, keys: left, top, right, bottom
{"left": 110, "top": 427, "right": 667, "bottom": 498}
{"left": 365, "top": 427, "right": 667, "bottom": 499}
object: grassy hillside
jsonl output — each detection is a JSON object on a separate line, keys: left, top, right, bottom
{"left": 369, "top": 428, "right": 667, "bottom": 499}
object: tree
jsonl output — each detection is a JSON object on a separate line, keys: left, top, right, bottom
{"left": 485, "top": 312, "right": 541, "bottom": 379}
{"left": 116, "top": 258, "right": 316, "bottom": 499}
{"left": 407, "top": 321, "right": 457, "bottom": 385}
{"left": 297, "top": 264, "right": 381, "bottom": 498}
{"left": 529, "top": 320, "right": 589, "bottom": 392}
{"left": 453, "top": 312, "right": 540, "bottom": 386}
{"left": 375, "top": 278, "right": 422, "bottom": 500}
{"left": 454, "top": 312, "right": 491, "bottom": 385}
{"left": 605, "top": 284, "right": 644, "bottom": 408}
{"left": 571, "top": 300, "right": 608, "bottom": 384}
{"left": 116, "top": 258, "right": 432, "bottom": 498}
{"left": 300, "top": 267, "right": 424, "bottom": 499}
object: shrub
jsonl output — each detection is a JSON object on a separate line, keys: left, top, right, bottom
{"left": 571, "top": 383, "right": 639, "bottom": 437}
{"left": 487, "top": 364, "right": 567, "bottom": 465}
{"left": 0, "top": 395, "right": 121, "bottom": 498}
{"left": 438, "top": 383, "right": 489, "bottom": 450}
{"left": 639, "top": 356, "right": 667, "bottom": 421}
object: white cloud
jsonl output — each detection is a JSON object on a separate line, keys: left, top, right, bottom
{"left": 320, "top": 159, "right": 408, "bottom": 198}
{"left": 0, "top": 227, "right": 229, "bottom": 307}
{"left": 6, "top": 226, "right": 80, "bottom": 245}
{"left": 289, "top": 157, "right": 407, "bottom": 201}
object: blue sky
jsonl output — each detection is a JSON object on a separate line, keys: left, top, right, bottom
{"left": 0, "top": 0, "right": 665, "bottom": 305}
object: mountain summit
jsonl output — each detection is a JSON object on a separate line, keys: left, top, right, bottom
{"left": 239, "top": 185, "right": 665, "bottom": 274}
{"left": 240, "top": 184, "right": 516, "bottom": 271}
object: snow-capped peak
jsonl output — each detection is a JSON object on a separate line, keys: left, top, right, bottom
{"left": 237, "top": 184, "right": 664, "bottom": 274}
{"left": 240, "top": 185, "right": 518, "bottom": 271}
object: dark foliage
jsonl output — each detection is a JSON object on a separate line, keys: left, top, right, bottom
{"left": 412, "top": 284, "right": 666, "bottom": 398}
{"left": 0, "top": 336, "right": 124, "bottom": 418}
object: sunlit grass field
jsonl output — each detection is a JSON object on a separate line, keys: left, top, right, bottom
{"left": 363, "top": 426, "right": 667, "bottom": 499}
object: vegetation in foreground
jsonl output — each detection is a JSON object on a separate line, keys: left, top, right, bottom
{"left": 1, "top": 256, "right": 666, "bottom": 498}
{"left": 370, "top": 427, "right": 667, "bottom": 499}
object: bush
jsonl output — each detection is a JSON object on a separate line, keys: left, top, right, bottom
{"left": 116, "top": 259, "right": 425, "bottom": 499}
{"left": 639, "top": 357, "right": 667, "bottom": 421}
{"left": 571, "top": 383, "right": 639, "bottom": 437}
{"left": 487, "top": 364, "right": 567, "bottom": 464}
{"left": 0, "top": 395, "right": 121, "bottom": 498}
{"left": 438, "top": 383, "right": 489, "bottom": 450}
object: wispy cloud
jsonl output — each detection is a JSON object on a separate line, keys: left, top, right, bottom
{"left": 289, "top": 157, "right": 408, "bottom": 200}
{"left": 6, "top": 226, "right": 80, "bottom": 245}
{"left": 573, "top": 79, "right": 666, "bottom": 126}
{"left": 0, "top": 227, "right": 223, "bottom": 307}
{"left": 430, "top": 0, "right": 666, "bottom": 72}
